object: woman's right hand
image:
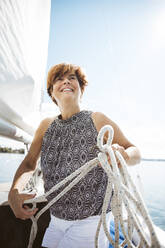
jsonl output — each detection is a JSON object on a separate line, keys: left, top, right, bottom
{"left": 8, "top": 189, "right": 38, "bottom": 220}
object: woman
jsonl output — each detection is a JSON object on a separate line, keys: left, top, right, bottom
{"left": 8, "top": 63, "right": 141, "bottom": 248}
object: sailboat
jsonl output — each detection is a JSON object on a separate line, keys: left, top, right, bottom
{"left": 0, "top": 1, "right": 51, "bottom": 247}
{"left": 0, "top": 1, "right": 165, "bottom": 247}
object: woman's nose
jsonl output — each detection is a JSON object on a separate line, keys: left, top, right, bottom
{"left": 64, "top": 79, "right": 70, "bottom": 85}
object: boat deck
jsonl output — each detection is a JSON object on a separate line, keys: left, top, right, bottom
{"left": 0, "top": 202, "right": 50, "bottom": 248}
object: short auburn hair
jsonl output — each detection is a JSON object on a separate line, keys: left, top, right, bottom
{"left": 47, "top": 63, "right": 88, "bottom": 104}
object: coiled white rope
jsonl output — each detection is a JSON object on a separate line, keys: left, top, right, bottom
{"left": 26, "top": 125, "right": 161, "bottom": 248}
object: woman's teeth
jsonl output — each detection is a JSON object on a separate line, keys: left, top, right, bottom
{"left": 63, "top": 89, "right": 72, "bottom": 92}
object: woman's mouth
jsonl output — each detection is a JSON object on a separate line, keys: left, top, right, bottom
{"left": 62, "top": 88, "right": 73, "bottom": 92}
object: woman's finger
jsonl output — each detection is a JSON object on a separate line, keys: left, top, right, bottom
{"left": 21, "top": 207, "right": 38, "bottom": 218}
{"left": 20, "top": 193, "right": 36, "bottom": 201}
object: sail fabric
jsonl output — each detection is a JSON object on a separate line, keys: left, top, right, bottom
{"left": 0, "top": 0, "right": 51, "bottom": 134}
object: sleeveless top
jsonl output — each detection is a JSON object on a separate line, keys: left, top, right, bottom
{"left": 41, "top": 110, "right": 112, "bottom": 220}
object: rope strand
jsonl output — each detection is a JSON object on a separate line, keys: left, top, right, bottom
{"left": 26, "top": 125, "right": 161, "bottom": 248}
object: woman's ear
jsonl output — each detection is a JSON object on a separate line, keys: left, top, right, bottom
{"left": 80, "top": 88, "right": 84, "bottom": 97}
{"left": 79, "top": 90, "right": 84, "bottom": 104}
{"left": 52, "top": 95, "right": 58, "bottom": 105}
{"left": 51, "top": 91, "right": 55, "bottom": 101}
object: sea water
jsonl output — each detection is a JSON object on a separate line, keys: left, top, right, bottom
{"left": 0, "top": 153, "right": 165, "bottom": 231}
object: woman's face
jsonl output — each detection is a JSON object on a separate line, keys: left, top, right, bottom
{"left": 51, "top": 72, "right": 82, "bottom": 106}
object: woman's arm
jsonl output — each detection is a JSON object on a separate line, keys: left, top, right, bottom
{"left": 8, "top": 118, "right": 53, "bottom": 219}
{"left": 92, "top": 112, "right": 141, "bottom": 166}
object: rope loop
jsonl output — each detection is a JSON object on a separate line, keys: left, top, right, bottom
{"left": 97, "top": 125, "right": 114, "bottom": 152}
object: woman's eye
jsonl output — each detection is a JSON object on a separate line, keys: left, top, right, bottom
{"left": 56, "top": 78, "right": 63, "bottom": 82}
{"left": 70, "top": 76, "right": 75, "bottom": 80}
{"left": 53, "top": 78, "right": 61, "bottom": 84}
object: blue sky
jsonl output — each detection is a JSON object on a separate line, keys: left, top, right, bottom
{"left": 1, "top": 0, "right": 165, "bottom": 158}
{"left": 45, "top": 0, "right": 165, "bottom": 125}
{"left": 43, "top": 0, "right": 165, "bottom": 158}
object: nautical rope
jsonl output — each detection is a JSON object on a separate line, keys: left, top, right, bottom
{"left": 26, "top": 125, "right": 161, "bottom": 248}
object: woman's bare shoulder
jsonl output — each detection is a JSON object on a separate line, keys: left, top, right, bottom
{"left": 92, "top": 111, "right": 134, "bottom": 148}
{"left": 91, "top": 112, "right": 114, "bottom": 131}
{"left": 40, "top": 116, "right": 56, "bottom": 126}
{"left": 37, "top": 116, "right": 57, "bottom": 136}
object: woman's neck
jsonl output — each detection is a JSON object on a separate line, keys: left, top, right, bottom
{"left": 59, "top": 104, "right": 81, "bottom": 120}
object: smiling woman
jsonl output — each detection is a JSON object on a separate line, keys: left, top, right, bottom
{"left": 8, "top": 62, "right": 141, "bottom": 248}
{"left": 47, "top": 63, "right": 88, "bottom": 106}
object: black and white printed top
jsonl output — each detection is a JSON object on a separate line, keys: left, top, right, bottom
{"left": 41, "top": 110, "right": 112, "bottom": 220}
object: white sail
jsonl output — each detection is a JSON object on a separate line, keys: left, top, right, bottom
{"left": 0, "top": 0, "right": 51, "bottom": 141}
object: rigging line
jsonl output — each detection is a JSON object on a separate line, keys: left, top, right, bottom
{"left": 141, "top": 158, "right": 165, "bottom": 162}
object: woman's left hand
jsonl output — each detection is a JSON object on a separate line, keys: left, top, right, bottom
{"left": 98, "top": 144, "right": 129, "bottom": 168}
{"left": 109, "top": 144, "right": 129, "bottom": 168}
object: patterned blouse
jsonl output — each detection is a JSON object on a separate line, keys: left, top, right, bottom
{"left": 41, "top": 110, "right": 112, "bottom": 220}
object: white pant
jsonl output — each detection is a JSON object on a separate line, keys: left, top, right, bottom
{"left": 42, "top": 212, "right": 111, "bottom": 248}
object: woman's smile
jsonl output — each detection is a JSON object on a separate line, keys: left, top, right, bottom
{"left": 61, "top": 87, "right": 74, "bottom": 93}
